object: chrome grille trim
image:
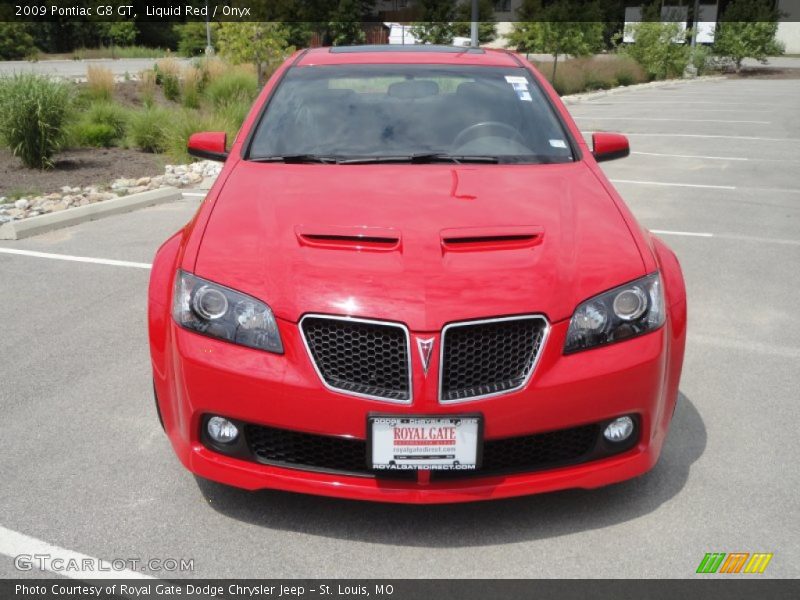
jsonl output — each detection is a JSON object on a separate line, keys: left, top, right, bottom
{"left": 299, "top": 314, "right": 413, "bottom": 404}
{"left": 438, "top": 315, "right": 550, "bottom": 404}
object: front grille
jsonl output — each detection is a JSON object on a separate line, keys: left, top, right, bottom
{"left": 301, "top": 316, "right": 411, "bottom": 402}
{"left": 244, "top": 424, "right": 414, "bottom": 480}
{"left": 433, "top": 423, "right": 600, "bottom": 480}
{"left": 246, "top": 424, "right": 367, "bottom": 473}
{"left": 440, "top": 316, "right": 547, "bottom": 402}
{"left": 241, "top": 421, "right": 611, "bottom": 480}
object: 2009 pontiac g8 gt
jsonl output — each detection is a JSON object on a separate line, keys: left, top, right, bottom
{"left": 148, "top": 46, "right": 686, "bottom": 503}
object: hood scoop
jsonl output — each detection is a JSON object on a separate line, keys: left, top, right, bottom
{"left": 296, "top": 225, "right": 401, "bottom": 252}
{"left": 441, "top": 226, "right": 544, "bottom": 252}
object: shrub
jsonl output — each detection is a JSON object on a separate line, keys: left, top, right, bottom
{"left": 181, "top": 66, "right": 202, "bottom": 109}
{"left": 85, "top": 102, "right": 128, "bottom": 138}
{"left": 155, "top": 57, "right": 182, "bottom": 102}
{"left": 620, "top": 22, "right": 692, "bottom": 80}
{"left": 217, "top": 100, "right": 251, "bottom": 133}
{"left": 204, "top": 69, "right": 258, "bottom": 108}
{"left": 70, "top": 122, "right": 117, "bottom": 147}
{"left": 128, "top": 107, "right": 172, "bottom": 153}
{"left": 0, "top": 23, "right": 38, "bottom": 60}
{"left": 139, "top": 70, "right": 157, "bottom": 107}
{"left": 196, "top": 57, "right": 228, "bottom": 86}
{"left": 0, "top": 74, "right": 71, "bottom": 169}
{"left": 166, "top": 110, "right": 226, "bottom": 163}
{"left": 86, "top": 65, "right": 114, "bottom": 101}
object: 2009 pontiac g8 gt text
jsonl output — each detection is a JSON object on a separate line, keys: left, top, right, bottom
{"left": 148, "top": 45, "right": 686, "bottom": 503}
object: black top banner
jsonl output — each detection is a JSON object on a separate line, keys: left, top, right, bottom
{"left": 1, "top": 0, "right": 798, "bottom": 23}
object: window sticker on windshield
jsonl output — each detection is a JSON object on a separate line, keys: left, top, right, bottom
{"left": 504, "top": 75, "right": 533, "bottom": 102}
{"left": 549, "top": 139, "right": 568, "bottom": 149}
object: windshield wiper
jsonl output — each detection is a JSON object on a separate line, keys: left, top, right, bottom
{"left": 338, "top": 153, "right": 499, "bottom": 165}
{"left": 249, "top": 154, "right": 340, "bottom": 164}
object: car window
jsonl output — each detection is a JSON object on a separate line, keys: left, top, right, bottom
{"left": 248, "top": 64, "right": 575, "bottom": 164}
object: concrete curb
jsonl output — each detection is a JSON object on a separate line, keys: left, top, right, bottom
{"left": 0, "top": 187, "right": 181, "bottom": 240}
{"left": 562, "top": 75, "right": 727, "bottom": 104}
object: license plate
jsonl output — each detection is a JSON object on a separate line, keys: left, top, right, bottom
{"left": 369, "top": 416, "right": 481, "bottom": 471}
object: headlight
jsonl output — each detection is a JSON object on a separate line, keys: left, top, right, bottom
{"left": 172, "top": 270, "right": 283, "bottom": 353}
{"left": 564, "top": 273, "right": 665, "bottom": 354}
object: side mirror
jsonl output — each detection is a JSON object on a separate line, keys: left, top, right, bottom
{"left": 187, "top": 131, "right": 228, "bottom": 162}
{"left": 592, "top": 132, "right": 630, "bottom": 162}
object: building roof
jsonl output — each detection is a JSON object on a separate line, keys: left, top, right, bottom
{"left": 296, "top": 45, "right": 522, "bottom": 67}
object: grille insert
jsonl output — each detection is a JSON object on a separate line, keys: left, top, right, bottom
{"left": 440, "top": 316, "right": 548, "bottom": 402}
{"left": 301, "top": 315, "right": 411, "bottom": 402}
{"left": 241, "top": 421, "right": 606, "bottom": 479}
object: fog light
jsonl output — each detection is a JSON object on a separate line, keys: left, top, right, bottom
{"left": 207, "top": 416, "right": 239, "bottom": 444}
{"left": 603, "top": 416, "right": 635, "bottom": 443}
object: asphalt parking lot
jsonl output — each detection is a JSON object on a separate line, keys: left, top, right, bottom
{"left": 1, "top": 75, "right": 798, "bottom": 579}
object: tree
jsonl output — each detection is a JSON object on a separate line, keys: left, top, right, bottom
{"left": 510, "top": 0, "right": 604, "bottom": 81}
{"left": 620, "top": 21, "right": 691, "bottom": 80}
{"left": 0, "top": 23, "right": 37, "bottom": 60}
{"left": 411, "top": 0, "right": 457, "bottom": 45}
{"left": 714, "top": 0, "right": 784, "bottom": 73}
{"left": 101, "top": 22, "right": 138, "bottom": 47}
{"left": 452, "top": 0, "right": 497, "bottom": 43}
{"left": 328, "top": 0, "right": 374, "bottom": 46}
{"left": 177, "top": 22, "right": 209, "bottom": 57}
{"left": 216, "top": 22, "right": 295, "bottom": 86}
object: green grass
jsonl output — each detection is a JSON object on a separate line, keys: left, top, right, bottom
{"left": 41, "top": 46, "right": 171, "bottom": 60}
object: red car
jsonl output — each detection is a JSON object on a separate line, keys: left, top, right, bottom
{"left": 148, "top": 46, "right": 686, "bottom": 503}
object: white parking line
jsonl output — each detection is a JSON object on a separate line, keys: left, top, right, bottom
{"left": 631, "top": 151, "right": 749, "bottom": 161}
{"left": 0, "top": 247, "right": 151, "bottom": 269}
{"left": 595, "top": 132, "right": 800, "bottom": 142}
{"left": 610, "top": 179, "right": 736, "bottom": 190}
{"left": 585, "top": 100, "right": 783, "bottom": 107}
{"left": 0, "top": 524, "right": 155, "bottom": 580}
{"left": 575, "top": 116, "right": 770, "bottom": 124}
{"left": 650, "top": 229, "right": 714, "bottom": 238}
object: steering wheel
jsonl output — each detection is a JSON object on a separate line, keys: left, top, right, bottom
{"left": 452, "top": 121, "right": 525, "bottom": 149}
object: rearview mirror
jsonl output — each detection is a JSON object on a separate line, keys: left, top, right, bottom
{"left": 188, "top": 131, "right": 228, "bottom": 162}
{"left": 592, "top": 132, "right": 630, "bottom": 162}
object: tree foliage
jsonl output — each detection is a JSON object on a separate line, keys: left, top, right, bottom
{"left": 216, "top": 22, "right": 295, "bottom": 86}
{"left": 713, "top": 0, "right": 784, "bottom": 72}
{"left": 619, "top": 21, "right": 691, "bottom": 80}
{"left": 0, "top": 23, "right": 37, "bottom": 60}
{"left": 411, "top": 0, "right": 457, "bottom": 45}
{"left": 510, "top": 0, "right": 604, "bottom": 80}
{"left": 100, "top": 22, "right": 138, "bottom": 47}
{"left": 328, "top": 0, "right": 373, "bottom": 46}
{"left": 177, "top": 22, "right": 210, "bottom": 57}
{"left": 452, "top": 0, "right": 497, "bottom": 43}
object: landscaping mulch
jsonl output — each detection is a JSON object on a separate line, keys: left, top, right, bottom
{"left": 0, "top": 147, "right": 165, "bottom": 197}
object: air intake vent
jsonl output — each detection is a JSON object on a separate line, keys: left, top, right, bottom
{"left": 440, "top": 226, "right": 543, "bottom": 251}
{"left": 296, "top": 226, "right": 400, "bottom": 251}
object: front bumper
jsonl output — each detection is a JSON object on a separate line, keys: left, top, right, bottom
{"left": 154, "top": 316, "right": 680, "bottom": 504}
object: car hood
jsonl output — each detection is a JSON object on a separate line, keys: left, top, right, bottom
{"left": 194, "top": 161, "right": 645, "bottom": 330}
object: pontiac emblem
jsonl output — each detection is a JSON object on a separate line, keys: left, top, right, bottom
{"left": 416, "top": 337, "right": 435, "bottom": 375}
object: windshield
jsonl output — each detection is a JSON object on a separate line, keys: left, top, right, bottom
{"left": 248, "top": 64, "right": 575, "bottom": 164}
